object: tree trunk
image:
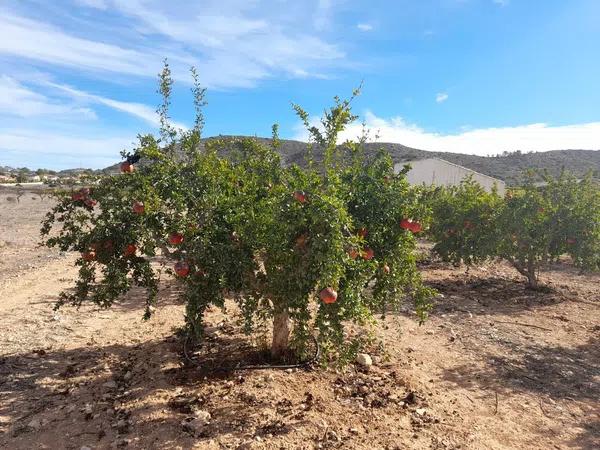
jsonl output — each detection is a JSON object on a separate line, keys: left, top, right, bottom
{"left": 525, "top": 271, "right": 538, "bottom": 289}
{"left": 512, "top": 260, "right": 539, "bottom": 289}
{"left": 271, "top": 309, "right": 290, "bottom": 360}
{"left": 526, "top": 258, "right": 539, "bottom": 289}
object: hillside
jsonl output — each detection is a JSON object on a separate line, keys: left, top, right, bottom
{"left": 105, "top": 137, "right": 600, "bottom": 186}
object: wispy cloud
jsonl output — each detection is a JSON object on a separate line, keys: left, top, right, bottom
{"left": 0, "top": 13, "right": 158, "bottom": 78}
{"left": 357, "top": 23, "right": 373, "bottom": 32}
{"left": 0, "top": 2, "right": 345, "bottom": 89}
{"left": 436, "top": 92, "right": 449, "bottom": 103}
{"left": 0, "top": 76, "right": 95, "bottom": 119}
{"left": 45, "top": 82, "right": 187, "bottom": 129}
{"left": 293, "top": 110, "right": 600, "bottom": 156}
{"left": 493, "top": 0, "right": 510, "bottom": 6}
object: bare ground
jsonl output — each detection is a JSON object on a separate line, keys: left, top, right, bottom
{"left": 0, "top": 194, "right": 598, "bottom": 449}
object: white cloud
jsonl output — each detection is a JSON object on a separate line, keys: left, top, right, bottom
{"left": 357, "top": 23, "right": 373, "bottom": 32}
{"left": 0, "top": 76, "right": 96, "bottom": 119}
{"left": 0, "top": 13, "right": 158, "bottom": 78}
{"left": 436, "top": 92, "right": 449, "bottom": 103}
{"left": 493, "top": 0, "right": 510, "bottom": 6}
{"left": 293, "top": 110, "right": 600, "bottom": 156}
{"left": 0, "top": 3, "right": 345, "bottom": 89}
{"left": 45, "top": 82, "right": 187, "bottom": 129}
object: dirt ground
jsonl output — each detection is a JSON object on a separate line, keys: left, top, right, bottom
{"left": 0, "top": 194, "right": 598, "bottom": 450}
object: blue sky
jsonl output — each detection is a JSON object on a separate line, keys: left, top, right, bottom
{"left": 1, "top": 0, "right": 599, "bottom": 169}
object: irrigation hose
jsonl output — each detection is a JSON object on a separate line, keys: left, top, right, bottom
{"left": 182, "top": 332, "right": 320, "bottom": 371}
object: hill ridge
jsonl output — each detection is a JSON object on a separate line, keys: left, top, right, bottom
{"left": 107, "top": 136, "right": 600, "bottom": 186}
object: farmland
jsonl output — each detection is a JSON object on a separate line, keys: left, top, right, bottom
{"left": 1, "top": 193, "right": 598, "bottom": 449}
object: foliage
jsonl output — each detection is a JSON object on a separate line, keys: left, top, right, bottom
{"left": 427, "top": 178, "right": 503, "bottom": 266}
{"left": 41, "top": 64, "right": 433, "bottom": 362}
{"left": 427, "top": 172, "right": 600, "bottom": 287}
{"left": 498, "top": 172, "right": 600, "bottom": 286}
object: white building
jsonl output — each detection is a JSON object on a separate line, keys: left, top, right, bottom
{"left": 394, "top": 157, "right": 506, "bottom": 196}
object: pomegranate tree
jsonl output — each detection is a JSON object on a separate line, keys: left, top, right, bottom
{"left": 41, "top": 64, "right": 433, "bottom": 362}
{"left": 427, "top": 172, "right": 600, "bottom": 288}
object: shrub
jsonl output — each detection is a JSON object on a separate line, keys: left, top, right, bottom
{"left": 41, "top": 64, "right": 433, "bottom": 362}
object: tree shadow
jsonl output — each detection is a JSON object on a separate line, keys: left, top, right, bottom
{"left": 484, "top": 336, "right": 600, "bottom": 402}
{"left": 440, "top": 336, "right": 600, "bottom": 449}
{"left": 569, "top": 418, "right": 600, "bottom": 450}
{"left": 28, "top": 279, "right": 187, "bottom": 312}
{"left": 0, "top": 325, "right": 314, "bottom": 449}
{"left": 110, "top": 281, "right": 186, "bottom": 313}
{"left": 422, "top": 273, "right": 573, "bottom": 318}
{"left": 416, "top": 249, "right": 598, "bottom": 316}
{"left": 441, "top": 336, "right": 599, "bottom": 402}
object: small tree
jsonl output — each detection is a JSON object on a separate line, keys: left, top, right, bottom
{"left": 428, "top": 172, "right": 600, "bottom": 288}
{"left": 498, "top": 172, "right": 600, "bottom": 287}
{"left": 41, "top": 64, "right": 433, "bottom": 362}
{"left": 428, "top": 178, "right": 503, "bottom": 266}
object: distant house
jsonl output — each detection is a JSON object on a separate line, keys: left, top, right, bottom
{"left": 394, "top": 157, "right": 506, "bottom": 196}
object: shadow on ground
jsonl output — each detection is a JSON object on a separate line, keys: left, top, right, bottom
{"left": 440, "top": 336, "right": 600, "bottom": 449}
{"left": 0, "top": 326, "right": 317, "bottom": 449}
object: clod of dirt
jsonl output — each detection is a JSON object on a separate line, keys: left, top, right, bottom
{"left": 83, "top": 403, "right": 93, "bottom": 420}
{"left": 112, "top": 438, "right": 130, "bottom": 448}
{"left": 403, "top": 391, "right": 419, "bottom": 405}
{"left": 182, "top": 413, "right": 211, "bottom": 437}
{"left": 27, "top": 418, "right": 42, "bottom": 431}
{"left": 192, "top": 410, "right": 211, "bottom": 422}
{"left": 355, "top": 353, "right": 373, "bottom": 368}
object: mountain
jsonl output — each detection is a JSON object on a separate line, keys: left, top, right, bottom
{"left": 104, "top": 136, "right": 600, "bottom": 186}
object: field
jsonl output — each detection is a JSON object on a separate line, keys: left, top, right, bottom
{"left": 1, "top": 193, "right": 598, "bottom": 450}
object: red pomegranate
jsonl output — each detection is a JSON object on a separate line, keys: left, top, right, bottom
{"left": 169, "top": 232, "right": 184, "bottom": 245}
{"left": 82, "top": 251, "right": 96, "bottom": 262}
{"left": 293, "top": 191, "right": 307, "bottom": 203}
{"left": 400, "top": 218, "right": 413, "bottom": 230}
{"left": 132, "top": 201, "right": 145, "bottom": 214}
{"left": 123, "top": 244, "right": 137, "bottom": 257}
{"left": 120, "top": 162, "right": 134, "bottom": 173}
{"left": 409, "top": 221, "right": 423, "bottom": 233}
{"left": 295, "top": 233, "right": 308, "bottom": 248}
{"left": 319, "top": 287, "right": 338, "bottom": 304}
{"left": 362, "top": 247, "right": 375, "bottom": 260}
{"left": 174, "top": 261, "right": 190, "bottom": 277}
